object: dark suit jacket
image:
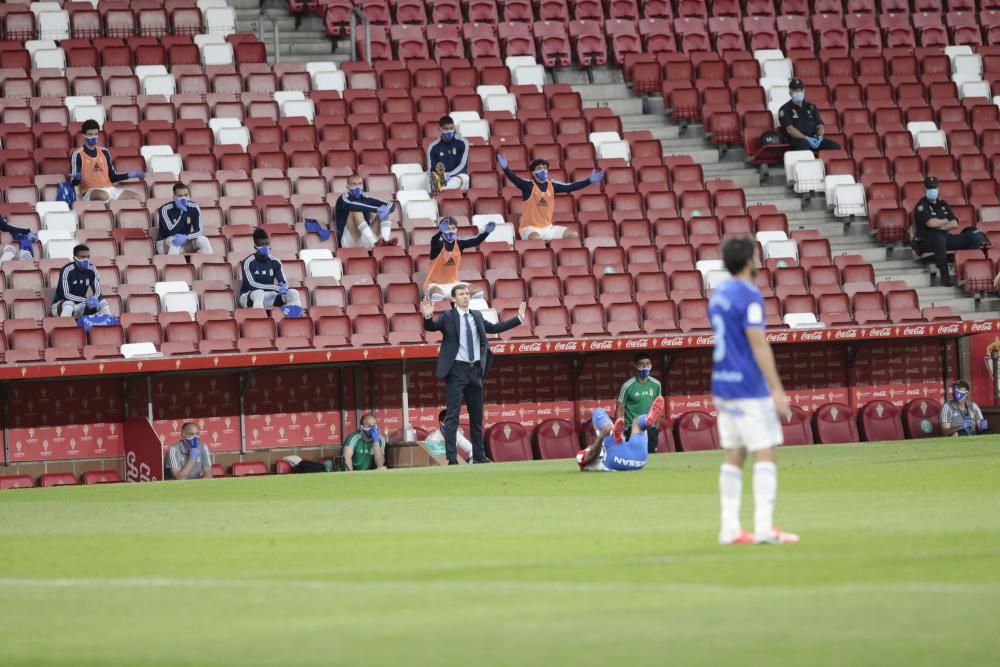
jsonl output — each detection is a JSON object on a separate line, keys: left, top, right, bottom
{"left": 423, "top": 308, "right": 522, "bottom": 378}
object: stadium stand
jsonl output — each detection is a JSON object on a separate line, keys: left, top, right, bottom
{"left": 3, "top": 0, "right": 1000, "bottom": 487}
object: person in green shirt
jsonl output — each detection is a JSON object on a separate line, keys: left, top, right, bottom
{"left": 616, "top": 352, "right": 663, "bottom": 454}
{"left": 343, "top": 413, "right": 387, "bottom": 471}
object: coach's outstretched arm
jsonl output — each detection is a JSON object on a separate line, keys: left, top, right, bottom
{"left": 484, "top": 302, "right": 527, "bottom": 334}
{"left": 746, "top": 329, "right": 792, "bottom": 419}
{"left": 421, "top": 297, "right": 443, "bottom": 331}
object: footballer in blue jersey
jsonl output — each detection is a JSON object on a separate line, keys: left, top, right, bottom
{"left": 577, "top": 396, "right": 664, "bottom": 472}
{"left": 709, "top": 237, "right": 799, "bottom": 546}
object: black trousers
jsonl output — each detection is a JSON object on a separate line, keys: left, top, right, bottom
{"left": 444, "top": 361, "right": 485, "bottom": 463}
{"left": 788, "top": 136, "right": 841, "bottom": 152}
{"left": 646, "top": 426, "right": 659, "bottom": 454}
{"left": 916, "top": 229, "right": 986, "bottom": 281}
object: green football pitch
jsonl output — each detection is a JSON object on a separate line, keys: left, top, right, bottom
{"left": 1, "top": 439, "right": 999, "bottom": 667}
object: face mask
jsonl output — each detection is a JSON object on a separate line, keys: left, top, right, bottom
{"left": 363, "top": 425, "right": 379, "bottom": 441}
{"left": 442, "top": 231, "right": 456, "bottom": 242}
{"left": 175, "top": 196, "right": 188, "bottom": 209}
{"left": 185, "top": 435, "right": 200, "bottom": 448}
{"left": 953, "top": 388, "right": 968, "bottom": 401}
{"left": 791, "top": 92, "right": 804, "bottom": 104}
{"left": 441, "top": 130, "right": 455, "bottom": 141}
{"left": 85, "top": 136, "right": 98, "bottom": 146}
{"left": 638, "top": 368, "right": 651, "bottom": 379}
{"left": 256, "top": 244, "right": 270, "bottom": 257}
{"left": 76, "top": 258, "right": 91, "bottom": 271}
{"left": 534, "top": 170, "right": 548, "bottom": 182}
{"left": 349, "top": 186, "right": 363, "bottom": 198}
{"left": 926, "top": 189, "right": 939, "bottom": 201}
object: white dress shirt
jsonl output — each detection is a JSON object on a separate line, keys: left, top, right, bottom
{"left": 454, "top": 307, "right": 480, "bottom": 363}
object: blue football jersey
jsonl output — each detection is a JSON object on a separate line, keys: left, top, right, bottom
{"left": 708, "top": 279, "right": 770, "bottom": 399}
{"left": 601, "top": 433, "right": 648, "bottom": 470}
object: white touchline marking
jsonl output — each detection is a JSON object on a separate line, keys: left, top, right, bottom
{"left": 0, "top": 578, "right": 996, "bottom": 596}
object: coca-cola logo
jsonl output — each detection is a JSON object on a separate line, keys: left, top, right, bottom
{"left": 835, "top": 329, "right": 858, "bottom": 339}
{"left": 800, "top": 331, "right": 824, "bottom": 341}
{"left": 518, "top": 343, "right": 543, "bottom": 352}
{"left": 868, "top": 327, "right": 893, "bottom": 337}
{"left": 936, "top": 323, "right": 960, "bottom": 335}
{"left": 695, "top": 336, "right": 714, "bottom": 345}
{"left": 553, "top": 341, "right": 579, "bottom": 352}
{"left": 767, "top": 332, "right": 790, "bottom": 343}
{"left": 588, "top": 340, "right": 614, "bottom": 350}
{"left": 491, "top": 344, "right": 507, "bottom": 354}
{"left": 902, "top": 326, "right": 927, "bottom": 336}
{"left": 625, "top": 339, "right": 650, "bottom": 348}
{"left": 971, "top": 321, "right": 993, "bottom": 332}
{"left": 660, "top": 336, "right": 685, "bottom": 347}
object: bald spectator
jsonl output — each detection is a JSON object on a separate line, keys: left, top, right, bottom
{"left": 165, "top": 422, "right": 214, "bottom": 480}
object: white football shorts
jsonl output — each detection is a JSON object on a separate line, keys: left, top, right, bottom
{"left": 714, "top": 397, "right": 784, "bottom": 452}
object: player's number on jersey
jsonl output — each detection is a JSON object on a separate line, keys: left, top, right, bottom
{"left": 711, "top": 314, "right": 726, "bottom": 362}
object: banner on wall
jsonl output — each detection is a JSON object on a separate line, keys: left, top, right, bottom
{"left": 123, "top": 417, "right": 163, "bottom": 482}
{"left": 970, "top": 333, "right": 1000, "bottom": 407}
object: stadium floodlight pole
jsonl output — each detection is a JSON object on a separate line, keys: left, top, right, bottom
{"left": 349, "top": 7, "right": 372, "bottom": 65}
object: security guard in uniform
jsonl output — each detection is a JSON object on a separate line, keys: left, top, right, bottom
{"left": 778, "top": 79, "right": 841, "bottom": 152}
{"left": 913, "top": 176, "right": 988, "bottom": 287}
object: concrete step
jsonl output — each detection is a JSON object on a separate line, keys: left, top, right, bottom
{"left": 573, "top": 83, "right": 632, "bottom": 101}
{"left": 266, "top": 42, "right": 336, "bottom": 56}
{"left": 230, "top": 0, "right": 263, "bottom": 8}
{"left": 582, "top": 97, "right": 644, "bottom": 116}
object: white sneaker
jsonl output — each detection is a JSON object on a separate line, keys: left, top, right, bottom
{"left": 754, "top": 529, "right": 800, "bottom": 545}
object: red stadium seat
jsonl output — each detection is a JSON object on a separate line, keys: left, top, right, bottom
{"left": 83, "top": 470, "right": 122, "bottom": 485}
{"left": 813, "top": 403, "right": 860, "bottom": 444}
{"left": 676, "top": 411, "right": 719, "bottom": 451}
{"left": 487, "top": 422, "right": 534, "bottom": 462}
{"left": 231, "top": 461, "right": 269, "bottom": 477}
{"left": 39, "top": 473, "right": 79, "bottom": 488}
{"left": 902, "top": 398, "right": 943, "bottom": 439}
{"left": 858, "top": 401, "right": 905, "bottom": 443}
{"left": 535, "top": 419, "right": 579, "bottom": 459}
{"left": 0, "top": 475, "right": 34, "bottom": 490}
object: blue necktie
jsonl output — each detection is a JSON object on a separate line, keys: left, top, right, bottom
{"left": 464, "top": 313, "right": 477, "bottom": 363}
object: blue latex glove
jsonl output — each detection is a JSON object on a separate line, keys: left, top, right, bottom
{"left": 86, "top": 295, "right": 100, "bottom": 310}
{"left": 979, "top": 419, "right": 989, "bottom": 431}
{"left": 484, "top": 221, "right": 496, "bottom": 234}
{"left": 589, "top": 169, "right": 605, "bottom": 184}
{"left": 127, "top": 171, "right": 144, "bottom": 179}
{"left": 281, "top": 304, "right": 303, "bottom": 318}
{"left": 497, "top": 153, "right": 508, "bottom": 169}
{"left": 377, "top": 203, "right": 395, "bottom": 221}
{"left": 438, "top": 219, "right": 451, "bottom": 234}
{"left": 188, "top": 444, "right": 201, "bottom": 461}
{"left": 962, "top": 416, "right": 973, "bottom": 431}
{"left": 303, "top": 218, "right": 331, "bottom": 242}
{"left": 277, "top": 282, "right": 289, "bottom": 296}
{"left": 170, "top": 234, "right": 188, "bottom": 247}
{"left": 176, "top": 198, "right": 189, "bottom": 212}
{"left": 18, "top": 231, "right": 36, "bottom": 252}
{"left": 809, "top": 136, "right": 823, "bottom": 149}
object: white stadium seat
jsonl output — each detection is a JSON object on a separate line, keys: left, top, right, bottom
{"left": 71, "top": 105, "right": 106, "bottom": 124}
{"left": 753, "top": 49, "right": 785, "bottom": 65}
{"left": 32, "top": 47, "right": 65, "bottom": 69}
{"left": 216, "top": 127, "right": 251, "bottom": 150}
{"left": 782, "top": 150, "right": 815, "bottom": 184}
{"left": 399, "top": 173, "right": 431, "bottom": 192}
{"left": 307, "top": 258, "right": 343, "bottom": 279}
{"left": 121, "top": 342, "right": 160, "bottom": 359}
{"left": 761, "top": 58, "right": 793, "bottom": 80}
{"left": 204, "top": 7, "right": 236, "bottom": 37}
{"left": 149, "top": 154, "right": 183, "bottom": 178}
{"left": 404, "top": 199, "right": 439, "bottom": 220}
{"left": 793, "top": 159, "right": 826, "bottom": 193}
{"left": 390, "top": 163, "right": 425, "bottom": 179}
{"left": 166, "top": 292, "right": 199, "bottom": 314}
{"left": 142, "top": 74, "right": 176, "bottom": 96}
{"left": 763, "top": 239, "right": 799, "bottom": 262}
{"left": 512, "top": 64, "right": 545, "bottom": 88}
{"left": 824, "top": 175, "right": 856, "bottom": 203}
{"left": 200, "top": 43, "right": 234, "bottom": 66}
{"left": 394, "top": 189, "right": 430, "bottom": 210}
{"left": 831, "top": 184, "right": 867, "bottom": 218}
{"left": 36, "top": 9, "right": 70, "bottom": 40}
{"left": 457, "top": 119, "right": 490, "bottom": 141}
{"left": 42, "top": 211, "right": 78, "bottom": 233}
{"left": 313, "top": 70, "right": 346, "bottom": 92}
{"left": 281, "top": 99, "right": 316, "bottom": 122}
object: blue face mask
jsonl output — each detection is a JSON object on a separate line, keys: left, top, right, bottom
{"left": 363, "top": 425, "right": 380, "bottom": 441}
{"left": 441, "top": 130, "right": 455, "bottom": 141}
{"left": 442, "top": 231, "right": 456, "bottom": 242}
{"left": 534, "top": 170, "right": 548, "bottom": 182}
{"left": 953, "top": 388, "right": 968, "bottom": 401}
{"left": 185, "top": 435, "right": 200, "bottom": 448}
{"left": 85, "top": 135, "right": 98, "bottom": 146}
{"left": 76, "top": 258, "right": 91, "bottom": 271}
{"left": 926, "top": 188, "right": 939, "bottom": 201}
{"left": 791, "top": 91, "right": 804, "bottom": 104}
{"left": 175, "top": 197, "right": 189, "bottom": 209}
{"left": 349, "top": 186, "right": 363, "bottom": 198}
{"left": 256, "top": 244, "right": 270, "bottom": 257}
{"left": 638, "top": 368, "right": 651, "bottom": 379}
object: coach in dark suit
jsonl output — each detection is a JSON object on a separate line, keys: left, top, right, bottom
{"left": 422, "top": 283, "right": 526, "bottom": 464}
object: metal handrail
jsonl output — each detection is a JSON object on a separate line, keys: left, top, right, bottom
{"left": 349, "top": 7, "right": 371, "bottom": 64}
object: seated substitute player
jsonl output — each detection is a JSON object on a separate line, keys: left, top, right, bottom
{"left": 52, "top": 244, "right": 111, "bottom": 318}
{"left": 710, "top": 237, "right": 798, "bottom": 546}
{"left": 69, "top": 119, "right": 144, "bottom": 201}
{"left": 0, "top": 214, "right": 36, "bottom": 264}
{"left": 239, "top": 229, "right": 302, "bottom": 311}
{"left": 424, "top": 217, "right": 494, "bottom": 302}
{"left": 426, "top": 115, "right": 470, "bottom": 192}
{"left": 343, "top": 413, "right": 387, "bottom": 471}
{"left": 333, "top": 174, "right": 397, "bottom": 249}
{"left": 155, "top": 182, "right": 213, "bottom": 256}
{"left": 497, "top": 154, "right": 603, "bottom": 240}
{"left": 577, "top": 396, "right": 664, "bottom": 472}
{"left": 426, "top": 409, "right": 474, "bottom": 463}
{"left": 940, "top": 380, "right": 989, "bottom": 437}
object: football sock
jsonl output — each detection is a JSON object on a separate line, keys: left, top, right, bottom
{"left": 591, "top": 408, "right": 612, "bottom": 434}
{"left": 753, "top": 461, "right": 778, "bottom": 537}
{"left": 719, "top": 463, "right": 743, "bottom": 537}
{"left": 358, "top": 222, "right": 379, "bottom": 248}
{"left": 636, "top": 414, "right": 648, "bottom": 430}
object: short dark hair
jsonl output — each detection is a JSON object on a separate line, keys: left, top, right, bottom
{"left": 439, "top": 115, "right": 455, "bottom": 127}
{"left": 181, "top": 421, "right": 198, "bottom": 435}
{"left": 529, "top": 159, "right": 549, "bottom": 172}
{"left": 73, "top": 244, "right": 89, "bottom": 257}
{"left": 634, "top": 352, "right": 651, "bottom": 364}
{"left": 81, "top": 119, "right": 101, "bottom": 133}
{"left": 451, "top": 283, "right": 469, "bottom": 297}
{"left": 173, "top": 181, "right": 189, "bottom": 194}
{"left": 438, "top": 409, "right": 447, "bottom": 423}
{"left": 360, "top": 413, "right": 376, "bottom": 427}
{"left": 253, "top": 228, "right": 269, "bottom": 245}
{"left": 954, "top": 379, "right": 970, "bottom": 391}
{"left": 722, "top": 237, "right": 755, "bottom": 275}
